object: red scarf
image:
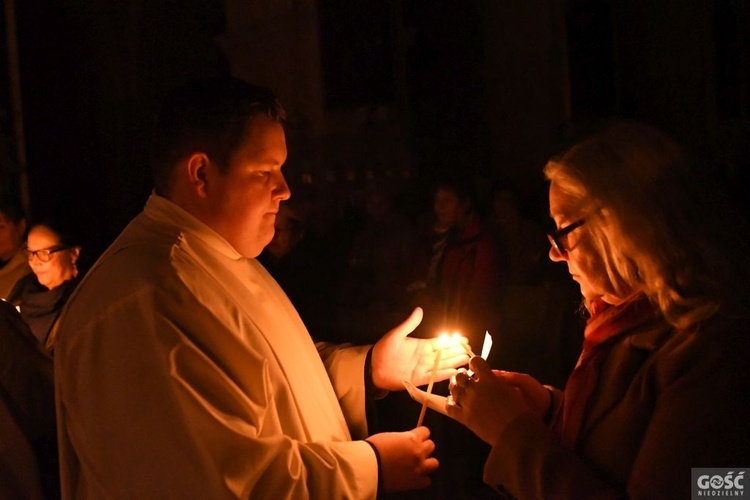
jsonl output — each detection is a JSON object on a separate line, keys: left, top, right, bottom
{"left": 553, "top": 292, "right": 656, "bottom": 449}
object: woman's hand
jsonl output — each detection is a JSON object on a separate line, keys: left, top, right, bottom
{"left": 446, "top": 357, "right": 540, "bottom": 445}
{"left": 499, "top": 371, "right": 551, "bottom": 418}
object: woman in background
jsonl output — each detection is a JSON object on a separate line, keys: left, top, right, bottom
{"left": 8, "top": 219, "right": 82, "bottom": 352}
{"left": 408, "top": 173, "right": 499, "bottom": 349}
{"left": 407, "top": 173, "right": 502, "bottom": 498}
{"left": 448, "top": 121, "right": 750, "bottom": 498}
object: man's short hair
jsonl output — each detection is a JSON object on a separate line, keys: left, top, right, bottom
{"left": 150, "top": 77, "right": 286, "bottom": 195}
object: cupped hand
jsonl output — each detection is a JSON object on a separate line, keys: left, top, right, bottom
{"left": 371, "top": 307, "right": 470, "bottom": 391}
{"left": 446, "top": 356, "right": 535, "bottom": 445}
{"left": 366, "top": 426, "right": 438, "bottom": 492}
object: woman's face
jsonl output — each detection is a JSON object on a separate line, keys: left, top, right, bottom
{"left": 26, "top": 225, "right": 80, "bottom": 290}
{"left": 548, "top": 182, "right": 617, "bottom": 304}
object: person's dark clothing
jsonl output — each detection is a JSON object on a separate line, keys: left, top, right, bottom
{"left": 484, "top": 294, "right": 750, "bottom": 499}
{"left": 0, "top": 299, "right": 58, "bottom": 498}
{"left": 8, "top": 275, "right": 78, "bottom": 347}
{"left": 258, "top": 236, "right": 339, "bottom": 342}
{"left": 412, "top": 214, "right": 500, "bottom": 348}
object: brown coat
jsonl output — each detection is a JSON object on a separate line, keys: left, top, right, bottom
{"left": 483, "top": 312, "right": 750, "bottom": 499}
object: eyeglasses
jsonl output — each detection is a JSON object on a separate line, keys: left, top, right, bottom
{"left": 547, "top": 219, "right": 585, "bottom": 254}
{"left": 26, "top": 245, "right": 70, "bottom": 263}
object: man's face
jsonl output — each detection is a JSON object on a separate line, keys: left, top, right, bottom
{"left": 202, "top": 115, "right": 290, "bottom": 258}
{"left": 0, "top": 213, "right": 26, "bottom": 261}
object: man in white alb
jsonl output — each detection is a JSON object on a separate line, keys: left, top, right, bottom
{"left": 54, "top": 77, "right": 469, "bottom": 499}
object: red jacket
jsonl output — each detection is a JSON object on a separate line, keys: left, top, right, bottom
{"left": 414, "top": 214, "right": 500, "bottom": 349}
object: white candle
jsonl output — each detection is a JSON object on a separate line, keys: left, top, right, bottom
{"left": 416, "top": 346, "right": 442, "bottom": 427}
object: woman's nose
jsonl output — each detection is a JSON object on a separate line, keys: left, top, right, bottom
{"left": 548, "top": 245, "right": 566, "bottom": 262}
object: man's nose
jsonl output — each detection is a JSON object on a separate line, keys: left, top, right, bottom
{"left": 274, "top": 173, "right": 291, "bottom": 200}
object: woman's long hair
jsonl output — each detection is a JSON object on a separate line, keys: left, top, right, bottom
{"left": 545, "top": 121, "right": 747, "bottom": 329}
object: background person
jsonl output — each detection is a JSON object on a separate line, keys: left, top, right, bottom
{"left": 0, "top": 196, "right": 31, "bottom": 299}
{"left": 338, "top": 177, "right": 421, "bottom": 345}
{"left": 0, "top": 299, "right": 57, "bottom": 499}
{"left": 488, "top": 178, "right": 549, "bottom": 287}
{"left": 404, "top": 173, "right": 502, "bottom": 498}
{"left": 8, "top": 220, "right": 82, "bottom": 351}
{"left": 54, "top": 77, "right": 469, "bottom": 499}
{"left": 408, "top": 173, "right": 499, "bottom": 348}
{"left": 257, "top": 201, "right": 338, "bottom": 340}
{"left": 447, "top": 121, "right": 750, "bottom": 499}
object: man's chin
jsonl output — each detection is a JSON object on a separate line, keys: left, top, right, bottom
{"left": 248, "top": 236, "right": 275, "bottom": 258}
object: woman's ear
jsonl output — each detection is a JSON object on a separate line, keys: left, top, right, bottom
{"left": 70, "top": 246, "right": 81, "bottom": 264}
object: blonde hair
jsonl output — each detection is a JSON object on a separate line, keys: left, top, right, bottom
{"left": 545, "top": 121, "right": 744, "bottom": 330}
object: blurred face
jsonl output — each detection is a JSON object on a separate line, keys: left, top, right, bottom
{"left": 0, "top": 213, "right": 26, "bottom": 261}
{"left": 265, "top": 210, "right": 298, "bottom": 260}
{"left": 27, "top": 225, "right": 80, "bottom": 290}
{"left": 202, "top": 115, "right": 290, "bottom": 258}
{"left": 548, "top": 182, "right": 616, "bottom": 304}
{"left": 433, "top": 188, "right": 468, "bottom": 230}
{"left": 492, "top": 190, "right": 518, "bottom": 226}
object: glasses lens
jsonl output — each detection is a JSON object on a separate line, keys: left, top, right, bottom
{"left": 548, "top": 233, "right": 565, "bottom": 253}
{"left": 548, "top": 219, "right": 585, "bottom": 254}
{"left": 28, "top": 250, "right": 45, "bottom": 262}
{"left": 27, "top": 248, "right": 61, "bottom": 262}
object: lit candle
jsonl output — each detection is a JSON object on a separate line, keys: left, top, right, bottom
{"left": 480, "top": 331, "right": 493, "bottom": 360}
{"left": 456, "top": 331, "right": 477, "bottom": 358}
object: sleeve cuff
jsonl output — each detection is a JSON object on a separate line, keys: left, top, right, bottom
{"left": 364, "top": 439, "right": 383, "bottom": 495}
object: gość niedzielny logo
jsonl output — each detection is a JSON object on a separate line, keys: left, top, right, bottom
{"left": 694, "top": 469, "right": 745, "bottom": 497}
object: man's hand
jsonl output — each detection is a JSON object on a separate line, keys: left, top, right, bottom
{"left": 371, "top": 307, "right": 470, "bottom": 391}
{"left": 366, "top": 426, "right": 438, "bottom": 492}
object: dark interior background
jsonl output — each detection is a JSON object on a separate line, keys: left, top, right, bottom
{"left": 1, "top": 0, "right": 748, "bottom": 263}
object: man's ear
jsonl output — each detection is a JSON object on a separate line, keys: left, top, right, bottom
{"left": 186, "top": 153, "right": 210, "bottom": 198}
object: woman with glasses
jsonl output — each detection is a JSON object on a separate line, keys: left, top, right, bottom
{"left": 446, "top": 121, "right": 750, "bottom": 498}
{"left": 8, "top": 219, "right": 82, "bottom": 352}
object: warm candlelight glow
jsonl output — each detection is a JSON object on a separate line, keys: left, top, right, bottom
{"left": 438, "top": 331, "right": 475, "bottom": 357}
{"left": 415, "top": 330, "right": 477, "bottom": 426}
{"left": 438, "top": 332, "right": 450, "bottom": 348}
